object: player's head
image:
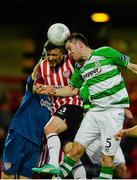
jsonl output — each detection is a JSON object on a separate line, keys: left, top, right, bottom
{"left": 44, "top": 40, "right": 66, "bottom": 68}
{"left": 65, "top": 33, "right": 89, "bottom": 61}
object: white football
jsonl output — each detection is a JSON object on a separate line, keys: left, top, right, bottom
{"left": 47, "top": 23, "right": 70, "bottom": 46}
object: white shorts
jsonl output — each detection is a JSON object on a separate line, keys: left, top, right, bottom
{"left": 86, "top": 138, "right": 125, "bottom": 166}
{"left": 74, "top": 108, "right": 125, "bottom": 156}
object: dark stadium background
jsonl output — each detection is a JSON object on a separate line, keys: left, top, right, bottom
{"left": 0, "top": 0, "right": 137, "bottom": 178}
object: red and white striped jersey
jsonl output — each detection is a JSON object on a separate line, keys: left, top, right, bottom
{"left": 35, "top": 55, "right": 83, "bottom": 113}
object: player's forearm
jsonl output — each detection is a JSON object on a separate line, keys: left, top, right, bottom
{"left": 54, "top": 86, "right": 79, "bottom": 97}
{"left": 127, "top": 62, "right": 137, "bottom": 74}
{"left": 33, "top": 84, "right": 54, "bottom": 95}
{"left": 124, "top": 125, "right": 137, "bottom": 137}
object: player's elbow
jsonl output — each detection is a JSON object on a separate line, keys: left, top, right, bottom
{"left": 32, "top": 86, "right": 36, "bottom": 94}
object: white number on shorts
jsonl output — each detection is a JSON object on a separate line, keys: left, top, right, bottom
{"left": 59, "top": 107, "right": 67, "bottom": 113}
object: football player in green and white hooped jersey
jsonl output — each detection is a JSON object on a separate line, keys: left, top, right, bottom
{"left": 43, "top": 32, "right": 137, "bottom": 179}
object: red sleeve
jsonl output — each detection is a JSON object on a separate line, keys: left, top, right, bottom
{"left": 33, "top": 64, "right": 44, "bottom": 85}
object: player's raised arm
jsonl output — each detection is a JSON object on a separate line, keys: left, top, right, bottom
{"left": 127, "top": 62, "right": 137, "bottom": 74}
{"left": 125, "top": 125, "right": 137, "bottom": 136}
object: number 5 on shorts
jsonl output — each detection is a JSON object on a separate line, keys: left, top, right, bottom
{"left": 105, "top": 138, "right": 111, "bottom": 148}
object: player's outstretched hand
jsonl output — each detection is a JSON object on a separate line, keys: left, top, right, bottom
{"left": 115, "top": 129, "right": 125, "bottom": 140}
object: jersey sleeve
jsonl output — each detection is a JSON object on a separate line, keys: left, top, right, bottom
{"left": 80, "top": 82, "right": 90, "bottom": 100}
{"left": 69, "top": 66, "right": 84, "bottom": 88}
{"left": 26, "top": 75, "right": 34, "bottom": 92}
{"left": 94, "top": 46, "right": 130, "bottom": 68}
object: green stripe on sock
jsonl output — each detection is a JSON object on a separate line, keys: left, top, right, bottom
{"left": 60, "top": 164, "right": 71, "bottom": 174}
{"left": 99, "top": 166, "right": 113, "bottom": 179}
{"left": 64, "top": 156, "right": 76, "bottom": 166}
{"left": 99, "top": 177, "right": 107, "bottom": 179}
{"left": 58, "top": 156, "right": 76, "bottom": 178}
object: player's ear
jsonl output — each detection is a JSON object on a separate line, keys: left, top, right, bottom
{"left": 78, "top": 41, "right": 83, "bottom": 48}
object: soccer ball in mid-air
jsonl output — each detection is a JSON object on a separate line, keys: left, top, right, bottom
{"left": 47, "top": 23, "right": 70, "bottom": 46}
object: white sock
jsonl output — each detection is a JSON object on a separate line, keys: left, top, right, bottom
{"left": 47, "top": 133, "right": 61, "bottom": 168}
{"left": 72, "top": 160, "right": 87, "bottom": 179}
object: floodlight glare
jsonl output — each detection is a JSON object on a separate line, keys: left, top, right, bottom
{"left": 90, "top": 13, "right": 110, "bottom": 22}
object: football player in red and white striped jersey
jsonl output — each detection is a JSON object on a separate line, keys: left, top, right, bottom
{"left": 33, "top": 40, "right": 84, "bottom": 174}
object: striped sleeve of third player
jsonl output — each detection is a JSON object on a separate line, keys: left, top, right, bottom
{"left": 39, "top": 56, "right": 83, "bottom": 113}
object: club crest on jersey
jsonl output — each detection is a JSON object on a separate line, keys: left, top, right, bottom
{"left": 4, "top": 162, "right": 11, "bottom": 170}
{"left": 63, "top": 71, "right": 71, "bottom": 78}
{"left": 120, "top": 54, "right": 127, "bottom": 61}
{"left": 95, "top": 61, "right": 101, "bottom": 67}
{"left": 40, "top": 99, "right": 51, "bottom": 110}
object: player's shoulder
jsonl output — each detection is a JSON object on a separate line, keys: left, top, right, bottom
{"left": 26, "top": 75, "right": 34, "bottom": 92}
{"left": 64, "top": 55, "right": 75, "bottom": 65}
{"left": 64, "top": 54, "right": 72, "bottom": 61}
{"left": 27, "top": 75, "right": 33, "bottom": 83}
{"left": 94, "top": 46, "right": 112, "bottom": 53}
{"left": 38, "top": 58, "right": 48, "bottom": 69}
{"left": 93, "top": 46, "right": 118, "bottom": 57}
{"left": 41, "top": 58, "right": 48, "bottom": 64}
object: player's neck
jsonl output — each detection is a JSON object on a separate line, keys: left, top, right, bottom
{"left": 81, "top": 47, "right": 93, "bottom": 61}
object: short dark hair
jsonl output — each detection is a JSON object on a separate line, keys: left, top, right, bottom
{"left": 44, "top": 40, "right": 65, "bottom": 52}
{"left": 65, "top": 33, "right": 89, "bottom": 46}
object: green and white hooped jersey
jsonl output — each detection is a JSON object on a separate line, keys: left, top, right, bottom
{"left": 70, "top": 46, "right": 130, "bottom": 111}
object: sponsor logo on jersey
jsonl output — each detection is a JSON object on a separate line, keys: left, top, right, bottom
{"left": 82, "top": 68, "right": 102, "bottom": 79}
{"left": 4, "top": 162, "right": 11, "bottom": 170}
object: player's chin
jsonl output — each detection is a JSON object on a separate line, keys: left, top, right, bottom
{"left": 49, "top": 62, "right": 57, "bottom": 67}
